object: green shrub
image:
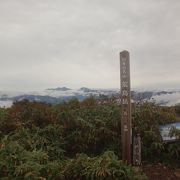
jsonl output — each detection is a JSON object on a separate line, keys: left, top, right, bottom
{"left": 62, "top": 151, "right": 147, "bottom": 180}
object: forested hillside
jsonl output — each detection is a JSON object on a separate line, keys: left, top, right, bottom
{"left": 0, "top": 97, "right": 179, "bottom": 179}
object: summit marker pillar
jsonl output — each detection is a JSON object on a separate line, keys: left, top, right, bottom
{"left": 120, "top": 50, "right": 132, "bottom": 164}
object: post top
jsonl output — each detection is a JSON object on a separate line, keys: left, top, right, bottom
{"left": 120, "top": 50, "right": 129, "bottom": 58}
{"left": 120, "top": 50, "right": 129, "bottom": 54}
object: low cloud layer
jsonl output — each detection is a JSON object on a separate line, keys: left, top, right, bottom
{"left": 0, "top": 0, "right": 180, "bottom": 91}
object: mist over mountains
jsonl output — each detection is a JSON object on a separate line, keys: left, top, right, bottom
{"left": 0, "top": 87, "right": 180, "bottom": 107}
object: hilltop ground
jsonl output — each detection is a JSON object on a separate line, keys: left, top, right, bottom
{"left": 143, "top": 164, "right": 180, "bottom": 180}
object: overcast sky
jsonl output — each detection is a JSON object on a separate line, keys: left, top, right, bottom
{"left": 0, "top": 0, "right": 180, "bottom": 91}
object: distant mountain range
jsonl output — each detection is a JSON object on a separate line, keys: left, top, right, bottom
{"left": 0, "top": 87, "right": 180, "bottom": 107}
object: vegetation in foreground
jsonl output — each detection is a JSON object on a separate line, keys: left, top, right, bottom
{"left": 0, "top": 97, "right": 179, "bottom": 179}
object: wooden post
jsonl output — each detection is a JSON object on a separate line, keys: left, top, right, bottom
{"left": 133, "top": 133, "right": 141, "bottom": 166}
{"left": 120, "top": 50, "right": 132, "bottom": 164}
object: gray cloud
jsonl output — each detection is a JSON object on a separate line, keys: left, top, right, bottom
{"left": 0, "top": 0, "right": 180, "bottom": 91}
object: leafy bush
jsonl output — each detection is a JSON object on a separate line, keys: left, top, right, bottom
{"left": 62, "top": 151, "right": 147, "bottom": 180}
{"left": 0, "top": 98, "right": 179, "bottom": 178}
